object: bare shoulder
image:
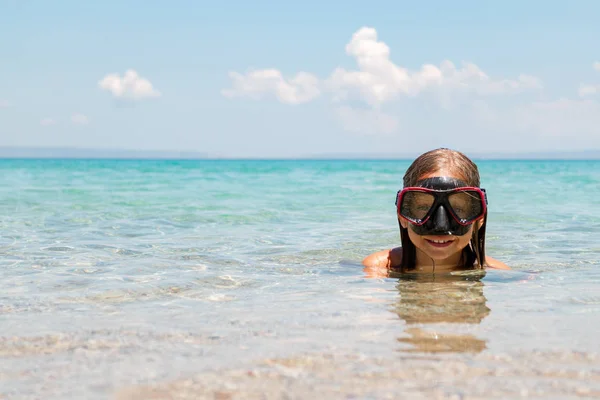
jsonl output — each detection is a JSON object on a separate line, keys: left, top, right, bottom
{"left": 362, "top": 247, "right": 402, "bottom": 268}
{"left": 485, "top": 256, "right": 511, "bottom": 270}
{"left": 362, "top": 249, "right": 390, "bottom": 268}
{"left": 362, "top": 247, "right": 402, "bottom": 278}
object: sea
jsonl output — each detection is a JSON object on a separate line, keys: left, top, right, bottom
{"left": 0, "top": 158, "right": 599, "bottom": 399}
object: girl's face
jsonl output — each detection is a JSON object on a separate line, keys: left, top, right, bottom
{"left": 399, "top": 169, "right": 481, "bottom": 267}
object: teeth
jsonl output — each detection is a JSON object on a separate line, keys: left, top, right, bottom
{"left": 430, "top": 239, "right": 450, "bottom": 243}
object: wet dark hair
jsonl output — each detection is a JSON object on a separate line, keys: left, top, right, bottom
{"left": 397, "top": 148, "right": 487, "bottom": 272}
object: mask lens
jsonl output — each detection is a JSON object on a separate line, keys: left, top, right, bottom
{"left": 400, "top": 191, "right": 435, "bottom": 222}
{"left": 448, "top": 191, "right": 483, "bottom": 222}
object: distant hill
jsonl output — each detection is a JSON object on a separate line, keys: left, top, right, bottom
{"left": 468, "top": 150, "right": 600, "bottom": 160}
{"left": 0, "top": 147, "right": 216, "bottom": 159}
{"left": 1, "top": 146, "right": 600, "bottom": 160}
{"left": 301, "top": 150, "right": 600, "bottom": 160}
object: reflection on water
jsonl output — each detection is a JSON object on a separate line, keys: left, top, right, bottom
{"left": 392, "top": 271, "right": 490, "bottom": 354}
{"left": 397, "top": 327, "right": 488, "bottom": 354}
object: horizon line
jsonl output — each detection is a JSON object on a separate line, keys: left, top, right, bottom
{"left": 1, "top": 146, "right": 600, "bottom": 161}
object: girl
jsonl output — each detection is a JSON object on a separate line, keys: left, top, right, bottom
{"left": 363, "top": 148, "right": 510, "bottom": 274}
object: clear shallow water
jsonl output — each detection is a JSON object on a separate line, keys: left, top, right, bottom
{"left": 0, "top": 159, "right": 599, "bottom": 399}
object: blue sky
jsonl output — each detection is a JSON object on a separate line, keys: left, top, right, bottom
{"left": 1, "top": 0, "right": 600, "bottom": 157}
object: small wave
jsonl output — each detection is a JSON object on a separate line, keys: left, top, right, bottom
{"left": 41, "top": 246, "right": 76, "bottom": 252}
{"left": 569, "top": 296, "right": 600, "bottom": 305}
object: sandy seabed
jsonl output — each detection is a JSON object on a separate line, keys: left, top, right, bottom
{"left": 115, "top": 350, "right": 600, "bottom": 400}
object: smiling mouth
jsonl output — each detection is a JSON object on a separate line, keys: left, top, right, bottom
{"left": 425, "top": 238, "right": 455, "bottom": 247}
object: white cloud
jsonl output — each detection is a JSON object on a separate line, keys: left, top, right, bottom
{"left": 71, "top": 113, "right": 89, "bottom": 125}
{"left": 461, "top": 97, "right": 600, "bottom": 147}
{"left": 514, "top": 98, "right": 600, "bottom": 137}
{"left": 98, "top": 69, "right": 161, "bottom": 100}
{"left": 40, "top": 118, "right": 57, "bottom": 126}
{"left": 578, "top": 62, "right": 600, "bottom": 97}
{"left": 221, "top": 69, "right": 320, "bottom": 104}
{"left": 335, "top": 106, "right": 399, "bottom": 135}
{"left": 0, "top": 99, "right": 9, "bottom": 108}
{"left": 578, "top": 85, "right": 598, "bottom": 97}
{"left": 222, "top": 27, "right": 541, "bottom": 108}
{"left": 221, "top": 27, "right": 600, "bottom": 145}
{"left": 327, "top": 27, "right": 541, "bottom": 106}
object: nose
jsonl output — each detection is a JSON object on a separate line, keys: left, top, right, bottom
{"left": 430, "top": 205, "right": 452, "bottom": 234}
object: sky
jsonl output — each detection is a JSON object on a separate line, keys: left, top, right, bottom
{"left": 1, "top": 0, "right": 600, "bottom": 158}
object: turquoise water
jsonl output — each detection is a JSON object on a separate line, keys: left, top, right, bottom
{"left": 1, "top": 159, "right": 599, "bottom": 399}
